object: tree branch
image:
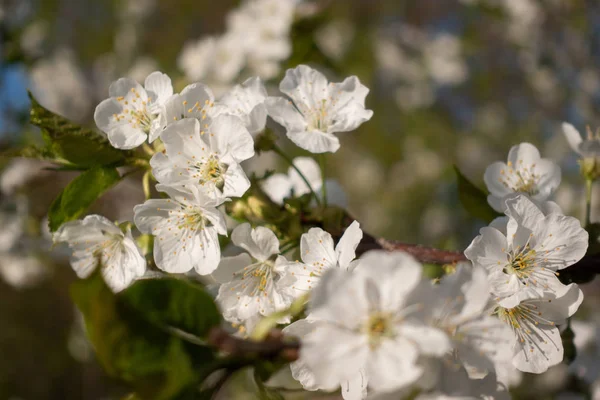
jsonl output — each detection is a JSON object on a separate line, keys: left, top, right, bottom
{"left": 206, "top": 231, "right": 599, "bottom": 359}
{"left": 356, "top": 233, "right": 467, "bottom": 264}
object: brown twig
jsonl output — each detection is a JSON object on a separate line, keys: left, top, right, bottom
{"left": 207, "top": 327, "right": 300, "bottom": 362}
{"left": 355, "top": 232, "right": 467, "bottom": 264}
{"left": 206, "top": 232, "right": 598, "bottom": 359}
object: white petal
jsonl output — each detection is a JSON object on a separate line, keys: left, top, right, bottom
{"left": 287, "top": 129, "right": 340, "bottom": 154}
{"left": 341, "top": 370, "right": 368, "bottom": 400}
{"left": 366, "top": 337, "right": 422, "bottom": 392}
{"left": 211, "top": 253, "right": 252, "bottom": 283}
{"left": 153, "top": 226, "right": 196, "bottom": 273}
{"left": 144, "top": 71, "right": 173, "bottom": 106}
{"left": 279, "top": 65, "right": 329, "bottom": 111}
{"left": 302, "top": 322, "right": 369, "bottom": 391}
{"left": 355, "top": 251, "right": 422, "bottom": 311}
{"left": 106, "top": 124, "right": 148, "bottom": 150}
{"left": 327, "top": 76, "right": 373, "bottom": 133}
{"left": 512, "top": 324, "right": 562, "bottom": 373}
{"left": 190, "top": 228, "right": 221, "bottom": 275}
{"left": 231, "top": 223, "right": 279, "bottom": 261}
{"left": 335, "top": 221, "right": 363, "bottom": 270}
{"left": 300, "top": 227, "right": 337, "bottom": 268}
{"left": 264, "top": 96, "right": 307, "bottom": 132}
{"left": 507, "top": 142, "right": 541, "bottom": 166}
{"left": 246, "top": 103, "right": 268, "bottom": 135}
{"left": 133, "top": 199, "right": 180, "bottom": 234}
{"left": 108, "top": 77, "right": 144, "bottom": 98}
{"left": 484, "top": 161, "right": 512, "bottom": 199}
{"left": 463, "top": 226, "right": 508, "bottom": 273}
{"left": 397, "top": 324, "right": 451, "bottom": 356}
{"left": 261, "top": 173, "right": 292, "bottom": 205}
{"left": 221, "top": 161, "right": 251, "bottom": 199}
{"left": 562, "top": 122, "right": 583, "bottom": 155}
{"left": 283, "top": 319, "right": 321, "bottom": 391}
{"left": 209, "top": 114, "right": 255, "bottom": 162}
{"left": 533, "top": 212, "right": 588, "bottom": 270}
{"left": 94, "top": 98, "right": 147, "bottom": 150}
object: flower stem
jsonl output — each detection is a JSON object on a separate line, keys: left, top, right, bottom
{"left": 142, "top": 170, "right": 152, "bottom": 200}
{"left": 320, "top": 154, "right": 328, "bottom": 207}
{"left": 585, "top": 178, "right": 593, "bottom": 227}
{"left": 272, "top": 145, "right": 322, "bottom": 206}
{"left": 142, "top": 142, "right": 155, "bottom": 156}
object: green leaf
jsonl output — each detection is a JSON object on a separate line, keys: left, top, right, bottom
{"left": 454, "top": 166, "right": 501, "bottom": 223}
{"left": 119, "top": 278, "right": 222, "bottom": 339}
{"left": 71, "top": 272, "right": 215, "bottom": 400}
{"left": 28, "top": 92, "right": 133, "bottom": 167}
{"left": 48, "top": 166, "right": 122, "bottom": 232}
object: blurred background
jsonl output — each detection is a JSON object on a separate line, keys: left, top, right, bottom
{"left": 1, "top": 0, "right": 600, "bottom": 398}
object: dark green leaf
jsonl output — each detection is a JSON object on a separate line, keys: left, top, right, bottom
{"left": 454, "top": 166, "right": 501, "bottom": 223}
{"left": 28, "top": 92, "right": 133, "bottom": 167}
{"left": 71, "top": 272, "right": 215, "bottom": 400}
{"left": 119, "top": 278, "right": 222, "bottom": 339}
{"left": 48, "top": 166, "right": 122, "bottom": 231}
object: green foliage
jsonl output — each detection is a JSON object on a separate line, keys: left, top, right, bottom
{"left": 119, "top": 278, "right": 222, "bottom": 339}
{"left": 454, "top": 166, "right": 501, "bottom": 223}
{"left": 48, "top": 166, "right": 122, "bottom": 232}
{"left": 28, "top": 92, "right": 133, "bottom": 167}
{"left": 71, "top": 272, "right": 218, "bottom": 400}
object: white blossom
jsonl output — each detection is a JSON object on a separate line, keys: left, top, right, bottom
{"left": 293, "top": 251, "right": 451, "bottom": 397}
{"left": 94, "top": 71, "right": 173, "bottom": 149}
{"left": 164, "top": 82, "right": 224, "bottom": 125}
{"left": 483, "top": 143, "right": 561, "bottom": 213}
{"left": 150, "top": 116, "right": 254, "bottom": 201}
{"left": 133, "top": 184, "right": 226, "bottom": 275}
{"left": 220, "top": 77, "right": 268, "bottom": 136}
{"left": 265, "top": 65, "right": 373, "bottom": 153}
{"left": 418, "top": 263, "right": 513, "bottom": 380}
{"left": 413, "top": 367, "right": 510, "bottom": 400}
{"left": 562, "top": 122, "right": 600, "bottom": 159}
{"left": 465, "top": 195, "right": 587, "bottom": 301}
{"left": 261, "top": 156, "right": 348, "bottom": 207}
{"left": 53, "top": 215, "right": 146, "bottom": 292}
{"left": 214, "top": 223, "right": 293, "bottom": 326}
{"left": 278, "top": 221, "right": 362, "bottom": 299}
{"left": 178, "top": 37, "right": 216, "bottom": 82}
{"left": 495, "top": 283, "right": 584, "bottom": 373}
{"left": 261, "top": 156, "right": 322, "bottom": 204}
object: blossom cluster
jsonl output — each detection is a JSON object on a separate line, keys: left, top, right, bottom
{"left": 178, "top": 0, "right": 299, "bottom": 86}
{"left": 51, "top": 64, "right": 593, "bottom": 400}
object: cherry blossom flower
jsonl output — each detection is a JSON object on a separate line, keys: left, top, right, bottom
{"left": 53, "top": 215, "right": 146, "bottom": 292}
{"left": 214, "top": 223, "right": 293, "bottom": 327}
{"left": 413, "top": 367, "right": 510, "bottom": 400}
{"left": 293, "top": 251, "right": 450, "bottom": 397}
{"left": 220, "top": 77, "right": 268, "bottom": 136}
{"left": 562, "top": 122, "right": 600, "bottom": 159}
{"left": 94, "top": 71, "right": 172, "bottom": 149}
{"left": 265, "top": 65, "right": 373, "bottom": 153}
{"left": 465, "top": 195, "right": 587, "bottom": 301}
{"left": 150, "top": 116, "right": 254, "bottom": 201}
{"left": 164, "top": 82, "right": 225, "bottom": 125}
{"left": 261, "top": 156, "right": 348, "bottom": 206}
{"left": 495, "top": 283, "right": 584, "bottom": 373}
{"left": 418, "top": 263, "right": 513, "bottom": 380}
{"left": 278, "top": 221, "right": 362, "bottom": 299}
{"left": 133, "top": 184, "right": 226, "bottom": 275}
{"left": 483, "top": 143, "right": 561, "bottom": 213}
{"left": 562, "top": 122, "right": 600, "bottom": 180}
